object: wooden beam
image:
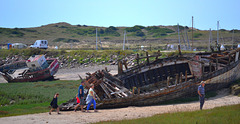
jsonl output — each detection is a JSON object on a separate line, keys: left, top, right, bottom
{"left": 179, "top": 72, "right": 183, "bottom": 83}
{"left": 99, "top": 83, "right": 111, "bottom": 98}
{"left": 175, "top": 74, "right": 179, "bottom": 85}
{"left": 185, "top": 70, "right": 188, "bottom": 82}
{"left": 146, "top": 52, "right": 150, "bottom": 64}
{"left": 118, "top": 61, "right": 123, "bottom": 74}
{"left": 167, "top": 76, "right": 170, "bottom": 88}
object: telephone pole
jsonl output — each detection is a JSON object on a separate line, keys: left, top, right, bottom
{"left": 191, "top": 16, "right": 193, "bottom": 51}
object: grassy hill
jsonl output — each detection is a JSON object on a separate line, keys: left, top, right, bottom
{"left": 0, "top": 22, "right": 240, "bottom": 50}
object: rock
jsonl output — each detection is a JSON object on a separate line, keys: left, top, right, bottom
{"left": 9, "top": 100, "right": 15, "bottom": 104}
{"left": 231, "top": 84, "right": 240, "bottom": 95}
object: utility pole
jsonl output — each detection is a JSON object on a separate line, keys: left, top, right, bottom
{"left": 185, "top": 29, "right": 191, "bottom": 50}
{"left": 123, "top": 30, "right": 126, "bottom": 50}
{"left": 208, "top": 28, "right": 212, "bottom": 51}
{"left": 217, "top": 21, "right": 219, "bottom": 46}
{"left": 177, "top": 23, "right": 181, "bottom": 47}
{"left": 232, "top": 29, "right": 234, "bottom": 49}
{"left": 96, "top": 28, "right": 98, "bottom": 50}
{"left": 192, "top": 16, "right": 193, "bottom": 51}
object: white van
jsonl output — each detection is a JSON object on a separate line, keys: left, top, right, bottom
{"left": 30, "top": 40, "right": 48, "bottom": 49}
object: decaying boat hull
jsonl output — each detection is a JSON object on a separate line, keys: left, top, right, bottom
{"left": 0, "top": 59, "right": 59, "bottom": 83}
{"left": 60, "top": 49, "right": 240, "bottom": 110}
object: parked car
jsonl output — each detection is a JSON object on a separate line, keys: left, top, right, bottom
{"left": 12, "top": 43, "right": 27, "bottom": 49}
{"left": 30, "top": 40, "right": 48, "bottom": 49}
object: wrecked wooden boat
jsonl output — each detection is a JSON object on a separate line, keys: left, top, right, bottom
{"left": 0, "top": 55, "right": 59, "bottom": 83}
{"left": 60, "top": 48, "right": 240, "bottom": 110}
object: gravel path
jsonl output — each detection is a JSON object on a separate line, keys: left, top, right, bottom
{"left": 0, "top": 89, "right": 240, "bottom": 124}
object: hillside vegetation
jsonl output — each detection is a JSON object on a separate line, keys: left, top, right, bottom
{"left": 0, "top": 22, "right": 240, "bottom": 50}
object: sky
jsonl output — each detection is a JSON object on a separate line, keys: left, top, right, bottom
{"left": 0, "top": 0, "right": 239, "bottom": 30}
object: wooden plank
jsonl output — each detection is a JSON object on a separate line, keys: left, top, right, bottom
{"left": 118, "top": 61, "right": 123, "bottom": 74}
{"left": 185, "top": 70, "right": 188, "bottom": 82}
{"left": 136, "top": 53, "right": 139, "bottom": 65}
{"left": 138, "top": 88, "right": 140, "bottom": 95}
{"left": 99, "top": 83, "right": 111, "bottom": 98}
{"left": 146, "top": 52, "right": 150, "bottom": 64}
{"left": 167, "top": 76, "right": 170, "bottom": 88}
{"left": 175, "top": 74, "right": 179, "bottom": 85}
{"left": 179, "top": 72, "right": 183, "bottom": 83}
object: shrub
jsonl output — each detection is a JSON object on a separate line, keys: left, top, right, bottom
{"left": 135, "top": 31, "right": 145, "bottom": 37}
{"left": 53, "top": 38, "right": 80, "bottom": 43}
{"left": 126, "top": 26, "right": 141, "bottom": 32}
{"left": 193, "top": 33, "right": 203, "bottom": 38}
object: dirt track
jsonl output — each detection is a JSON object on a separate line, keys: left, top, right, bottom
{"left": 0, "top": 88, "right": 240, "bottom": 124}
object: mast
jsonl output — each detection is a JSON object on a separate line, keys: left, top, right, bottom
{"left": 96, "top": 28, "right": 98, "bottom": 50}
{"left": 177, "top": 23, "right": 181, "bottom": 47}
{"left": 181, "top": 28, "right": 187, "bottom": 50}
{"left": 232, "top": 29, "right": 234, "bottom": 49}
{"left": 185, "top": 29, "right": 191, "bottom": 50}
{"left": 99, "top": 33, "right": 102, "bottom": 50}
{"left": 208, "top": 28, "right": 212, "bottom": 51}
{"left": 126, "top": 31, "right": 129, "bottom": 50}
{"left": 217, "top": 21, "right": 219, "bottom": 45}
{"left": 192, "top": 16, "right": 193, "bottom": 51}
{"left": 123, "top": 30, "right": 126, "bottom": 50}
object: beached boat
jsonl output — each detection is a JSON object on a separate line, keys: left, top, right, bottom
{"left": 0, "top": 55, "right": 59, "bottom": 83}
{"left": 59, "top": 48, "right": 240, "bottom": 110}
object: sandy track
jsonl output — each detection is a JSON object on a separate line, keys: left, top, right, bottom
{"left": 0, "top": 89, "right": 240, "bottom": 124}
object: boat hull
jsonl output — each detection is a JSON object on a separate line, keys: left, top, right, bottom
{"left": 0, "top": 59, "right": 59, "bottom": 83}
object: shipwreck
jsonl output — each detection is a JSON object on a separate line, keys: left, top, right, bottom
{"left": 60, "top": 48, "right": 240, "bottom": 110}
{"left": 0, "top": 55, "right": 59, "bottom": 83}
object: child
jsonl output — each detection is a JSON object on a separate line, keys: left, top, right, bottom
{"left": 74, "top": 93, "right": 81, "bottom": 112}
{"left": 49, "top": 93, "right": 60, "bottom": 115}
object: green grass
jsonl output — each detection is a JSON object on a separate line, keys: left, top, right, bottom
{"left": 0, "top": 80, "right": 81, "bottom": 117}
{"left": 97, "top": 104, "right": 240, "bottom": 124}
{"left": 158, "top": 90, "right": 217, "bottom": 105}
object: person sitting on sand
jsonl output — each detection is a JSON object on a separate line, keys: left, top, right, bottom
{"left": 49, "top": 93, "right": 60, "bottom": 115}
{"left": 86, "top": 84, "right": 98, "bottom": 112}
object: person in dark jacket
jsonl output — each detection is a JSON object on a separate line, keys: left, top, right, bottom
{"left": 49, "top": 93, "right": 60, "bottom": 115}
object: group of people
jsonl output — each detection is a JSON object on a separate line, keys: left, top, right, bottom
{"left": 49, "top": 80, "right": 98, "bottom": 115}
{"left": 74, "top": 81, "right": 98, "bottom": 112}
{"left": 49, "top": 80, "right": 206, "bottom": 115}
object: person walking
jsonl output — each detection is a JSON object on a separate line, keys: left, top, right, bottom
{"left": 75, "top": 81, "right": 85, "bottom": 112}
{"left": 74, "top": 93, "right": 80, "bottom": 112}
{"left": 49, "top": 93, "right": 60, "bottom": 115}
{"left": 198, "top": 81, "right": 205, "bottom": 110}
{"left": 86, "top": 84, "right": 98, "bottom": 112}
